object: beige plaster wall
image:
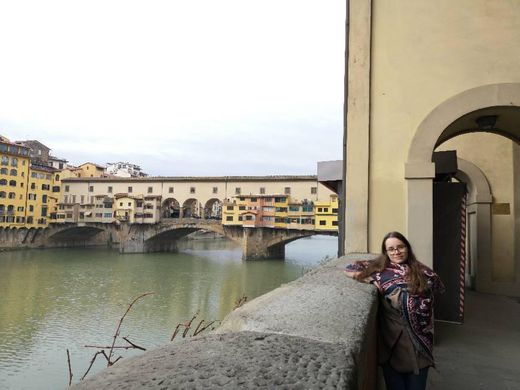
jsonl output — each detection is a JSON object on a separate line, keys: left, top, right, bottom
{"left": 437, "top": 133, "right": 516, "bottom": 282}
{"left": 365, "top": 0, "right": 520, "bottom": 252}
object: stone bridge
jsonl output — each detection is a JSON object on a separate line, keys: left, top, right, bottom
{"left": 0, "top": 219, "right": 337, "bottom": 260}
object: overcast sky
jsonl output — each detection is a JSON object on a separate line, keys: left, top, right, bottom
{"left": 0, "top": 0, "right": 345, "bottom": 176}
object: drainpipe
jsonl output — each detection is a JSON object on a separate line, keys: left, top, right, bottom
{"left": 339, "top": 0, "right": 350, "bottom": 257}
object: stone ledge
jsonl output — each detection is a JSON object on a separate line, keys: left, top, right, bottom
{"left": 72, "top": 254, "right": 379, "bottom": 389}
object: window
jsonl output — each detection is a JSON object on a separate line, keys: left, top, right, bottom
{"left": 136, "top": 201, "right": 143, "bottom": 207}
{"left": 63, "top": 195, "right": 68, "bottom": 203}
{"left": 41, "top": 206, "right": 47, "bottom": 217}
{"left": 169, "top": 187, "right": 174, "bottom": 193}
{"left": 0, "top": 191, "right": 4, "bottom": 198}
{"left": 95, "top": 213, "right": 103, "bottom": 218}
{"left": 52, "top": 186, "right": 60, "bottom": 192}
{"left": 332, "top": 221, "right": 338, "bottom": 226}
{"left": 226, "top": 216, "right": 233, "bottom": 221}
{"left": 71, "top": 195, "right": 76, "bottom": 203}
{"left": 0, "top": 168, "right": 7, "bottom": 174}
{"left": 235, "top": 187, "right": 241, "bottom": 195}
{"left": 213, "top": 187, "right": 218, "bottom": 194}
{"left": 42, "top": 184, "right": 50, "bottom": 190}
{"left": 17, "top": 206, "right": 24, "bottom": 212}
{"left": 128, "top": 186, "right": 133, "bottom": 193}
{"left": 89, "top": 186, "right": 94, "bottom": 192}
{"left": 332, "top": 208, "right": 338, "bottom": 213}
{"left": 104, "top": 213, "right": 112, "bottom": 218}
{"left": 317, "top": 207, "right": 323, "bottom": 212}
{"left": 274, "top": 197, "right": 286, "bottom": 203}
{"left": 251, "top": 197, "right": 257, "bottom": 202}
{"left": 0, "top": 179, "right": 6, "bottom": 185}
{"left": 108, "top": 186, "right": 113, "bottom": 193}
{"left": 128, "top": 202, "right": 131, "bottom": 207}
{"left": 11, "top": 158, "right": 17, "bottom": 167}
{"left": 311, "top": 187, "right": 317, "bottom": 194}
{"left": 239, "top": 206, "right": 246, "bottom": 211}
{"left": 260, "top": 187, "right": 266, "bottom": 194}
{"left": 147, "top": 186, "right": 153, "bottom": 193}
{"left": 319, "top": 220, "right": 326, "bottom": 226}
{"left": 30, "top": 182, "right": 35, "bottom": 189}
{"left": 55, "top": 174, "right": 60, "bottom": 181}
{"left": 226, "top": 206, "right": 234, "bottom": 211}
{"left": 190, "top": 187, "right": 196, "bottom": 194}
{"left": 65, "top": 185, "right": 70, "bottom": 192}
{"left": 284, "top": 187, "right": 291, "bottom": 195}
{"left": 324, "top": 208, "right": 329, "bottom": 212}
{"left": 8, "top": 192, "right": 15, "bottom": 199}
{"left": 10, "top": 169, "right": 17, "bottom": 176}
{"left": 80, "top": 195, "right": 85, "bottom": 204}
{"left": 9, "top": 180, "right": 16, "bottom": 186}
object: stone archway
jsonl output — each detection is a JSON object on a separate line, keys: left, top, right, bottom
{"left": 405, "top": 83, "right": 520, "bottom": 267}
{"left": 182, "top": 198, "right": 202, "bottom": 219}
{"left": 203, "top": 198, "right": 222, "bottom": 220}
{"left": 162, "top": 198, "right": 180, "bottom": 218}
{"left": 455, "top": 158, "right": 492, "bottom": 292}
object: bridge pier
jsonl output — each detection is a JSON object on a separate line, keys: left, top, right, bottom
{"left": 242, "top": 227, "right": 304, "bottom": 260}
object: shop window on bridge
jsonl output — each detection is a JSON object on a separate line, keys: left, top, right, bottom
{"left": 332, "top": 221, "right": 338, "bottom": 226}
{"left": 9, "top": 180, "right": 16, "bottom": 186}
{"left": 28, "top": 193, "right": 36, "bottom": 200}
{"left": 239, "top": 206, "right": 246, "bottom": 210}
{"left": 274, "top": 197, "right": 286, "bottom": 203}
{"left": 226, "top": 216, "right": 233, "bottom": 221}
{"left": 37, "top": 218, "right": 46, "bottom": 225}
{"left": 319, "top": 220, "right": 326, "bottom": 226}
{"left": 42, "top": 184, "right": 50, "bottom": 190}
{"left": 226, "top": 205, "right": 234, "bottom": 211}
{"left": 251, "top": 197, "right": 257, "bottom": 202}
{"left": 0, "top": 191, "right": 4, "bottom": 198}
{"left": 0, "top": 179, "right": 6, "bottom": 185}
{"left": 11, "top": 158, "right": 17, "bottom": 167}
{"left": 27, "top": 216, "right": 33, "bottom": 224}
{"left": 8, "top": 192, "right": 15, "bottom": 199}
{"left": 332, "top": 208, "right": 338, "bottom": 213}
{"left": 245, "top": 215, "right": 254, "bottom": 221}
{"left": 0, "top": 168, "right": 7, "bottom": 174}
{"left": 289, "top": 206, "right": 300, "bottom": 212}
{"left": 41, "top": 206, "right": 47, "bottom": 217}
{"left": 42, "top": 195, "right": 47, "bottom": 204}
{"left": 1, "top": 156, "right": 8, "bottom": 166}
{"left": 104, "top": 213, "right": 112, "bottom": 218}
{"left": 144, "top": 213, "right": 154, "bottom": 218}
{"left": 52, "top": 186, "right": 60, "bottom": 192}
{"left": 95, "top": 213, "right": 102, "bottom": 218}
{"left": 238, "top": 216, "right": 243, "bottom": 221}
{"left": 29, "top": 205, "right": 34, "bottom": 212}
{"left": 317, "top": 207, "right": 323, "bottom": 212}
{"left": 10, "top": 169, "right": 17, "bottom": 176}
{"left": 136, "top": 201, "right": 143, "bottom": 207}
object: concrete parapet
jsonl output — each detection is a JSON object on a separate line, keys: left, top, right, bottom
{"left": 72, "top": 254, "right": 379, "bottom": 389}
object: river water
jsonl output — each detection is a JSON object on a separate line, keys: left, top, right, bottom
{"left": 0, "top": 235, "right": 337, "bottom": 390}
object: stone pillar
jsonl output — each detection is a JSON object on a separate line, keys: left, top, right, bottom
{"left": 242, "top": 227, "right": 285, "bottom": 260}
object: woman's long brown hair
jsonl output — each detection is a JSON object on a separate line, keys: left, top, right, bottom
{"left": 354, "top": 231, "right": 429, "bottom": 295}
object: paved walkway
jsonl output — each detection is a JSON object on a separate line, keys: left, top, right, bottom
{"left": 428, "top": 290, "right": 520, "bottom": 390}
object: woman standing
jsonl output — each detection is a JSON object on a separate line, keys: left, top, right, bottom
{"left": 344, "top": 231, "right": 444, "bottom": 390}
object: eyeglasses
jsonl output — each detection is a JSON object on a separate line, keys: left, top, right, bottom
{"left": 386, "top": 245, "right": 407, "bottom": 254}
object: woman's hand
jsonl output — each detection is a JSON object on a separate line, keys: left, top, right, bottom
{"left": 344, "top": 270, "right": 361, "bottom": 279}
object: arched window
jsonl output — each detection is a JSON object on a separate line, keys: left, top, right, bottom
{"left": 0, "top": 168, "right": 7, "bottom": 174}
{"left": 11, "top": 158, "right": 17, "bottom": 167}
{"left": 7, "top": 205, "right": 14, "bottom": 211}
{"left": 0, "top": 179, "right": 7, "bottom": 185}
{"left": 1, "top": 156, "right": 8, "bottom": 166}
{"left": 10, "top": 169, "right": 17, "bottom": 176}
{"left": 8, "top": 192, "right": 15, "bottom": 199}
{"left": 0, "top": 204, "right": 5, "bottom": 212}
{"left": 9, "top": 180, "right": 16, "bottom": 187}
{"left": 55, "top": 174, "right": 60, "bottom": 181}
{"left": 0, "top": 191, "right": 5, "bottom": 198}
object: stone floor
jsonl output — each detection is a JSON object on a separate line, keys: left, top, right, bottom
{"left": 427, "top": 290, "right": 520, "bottom": 390}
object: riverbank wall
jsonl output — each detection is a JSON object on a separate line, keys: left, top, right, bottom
{"left": 72, "top": 253, "right": 379, "bottom": 389}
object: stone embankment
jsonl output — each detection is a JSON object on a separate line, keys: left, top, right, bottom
{"left": 72, "top": 254, "right": 379, "bottom": 389}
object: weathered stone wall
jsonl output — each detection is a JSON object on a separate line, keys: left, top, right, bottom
{"left": 72, "top": 254, "right": 379, "bottom": 389}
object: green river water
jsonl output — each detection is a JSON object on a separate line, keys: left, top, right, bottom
{"left": 0, "top": 235, "right": 337, "bottom": 390}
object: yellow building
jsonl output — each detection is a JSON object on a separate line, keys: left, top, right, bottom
{"left": 222, "top": 198, "right": 245, "bottom": 226}
{"left": 314, "top": 195, "right": 339, "bottom": 231}
{"left": 26, "top": 164, "right": 60, "bottom": 227}
{"left": 274, "top": 195, "right": 288, "bottom": 228}
{"left": 0, "top": 137, "right": 31, "bottom": 227}
{"left": 75, "top": 162, "right": 106, "bottom": 178}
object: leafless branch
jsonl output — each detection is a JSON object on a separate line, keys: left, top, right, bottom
{"left": 66, "top": 349, "right": 73, "bottom": 387}
{"left": 107, "top": 292, "right": 154, "bottom": 366}
{"left": 122, "top": 337, "right": 146, "bottom": 351}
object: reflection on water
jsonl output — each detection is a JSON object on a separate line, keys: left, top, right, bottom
{"left": 0, "top": 236, "right": 337, "bottom": 389}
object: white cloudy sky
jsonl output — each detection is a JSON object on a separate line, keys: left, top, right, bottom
{"left": 0, "top": 0, "right": 345, "bottom": 176}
